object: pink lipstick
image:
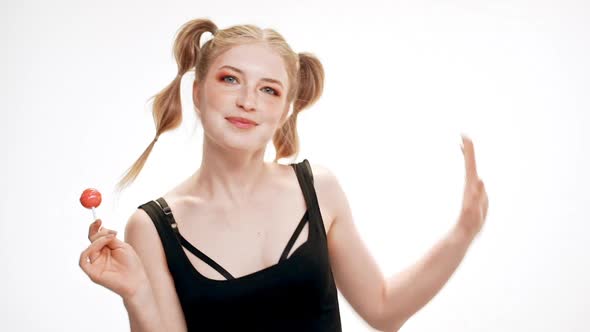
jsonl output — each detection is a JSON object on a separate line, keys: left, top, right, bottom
{"left": 226, "top": 117, "right": 258, "bottom": 129}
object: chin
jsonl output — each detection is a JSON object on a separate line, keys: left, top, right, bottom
{"left": 209, "top": 131, "right": 271, "bottom": 153}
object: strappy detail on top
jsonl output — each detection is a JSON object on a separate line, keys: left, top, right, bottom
{"left": 153, "top": 197, "right": 310, "bottom": 280}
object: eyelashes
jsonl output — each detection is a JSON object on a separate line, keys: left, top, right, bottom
{"left": 261, "top": 86, "right": 279, "bottom": 96}
{"left": 222, "top": 75, "right": 238, "bottom": 84}
{"left": 219, "top": 75, "right": 280, "bottom": 97}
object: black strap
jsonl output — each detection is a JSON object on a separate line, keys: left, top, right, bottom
{"left": 154, "top": 197, "right": 235, "bottom": 280}
{"left": 291, "top": 160, "right": 317, "bottom": 217}
{"left": 279, "top": 211, "right": 309, "bottom": 261}
{"left": 155, "top": 198, "right": 180, "bottom": 235}
{"left": 178, "top": 234, "right": 235, "bottom": 280}
{"left": 291, "top": 159, "right": 328, "bottom": 239}
{"left": 301, "top": 159, "right": 314, "bottom": 184}
{"left": 137, "top": 202, "right": 186, "bottom": 275}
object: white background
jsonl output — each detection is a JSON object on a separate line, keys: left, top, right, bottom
{"left": 1, "top": 0, "right": 589, "bottom": 331}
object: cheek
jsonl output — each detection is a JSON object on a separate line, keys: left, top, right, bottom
{"left": 262, "top": 111, "right": 286, "bottom": 132}
{"left": 262, "top": 99, "right": 289, "bottom": 121}
{"left": 204, "top": 91, "right": 232, "bottom": 111}
{"left": 200, "top": 81, "right": 236, "bottom": 109}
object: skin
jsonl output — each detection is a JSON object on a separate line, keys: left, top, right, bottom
{"left": 79, "top": 43, "right": 489, "bottom": 332}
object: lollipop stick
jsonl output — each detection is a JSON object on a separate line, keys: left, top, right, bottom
{"left": 91, "top": 207, "right": 97, "bottom": 221}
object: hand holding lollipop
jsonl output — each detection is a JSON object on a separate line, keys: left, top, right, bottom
{"left": 78, "top": 187, "right": 149, "bottom": 300}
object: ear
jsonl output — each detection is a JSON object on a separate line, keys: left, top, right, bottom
{"left": 192, "top": 80, "right": 202, "bottom": 116}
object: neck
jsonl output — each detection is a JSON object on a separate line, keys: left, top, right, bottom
{"left": 193, "top": 135, "right": 271, "bottom": 205}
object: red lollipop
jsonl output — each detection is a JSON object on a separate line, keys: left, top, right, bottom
{"left": 80, "top": 188, "right": 102, "bottom": 220}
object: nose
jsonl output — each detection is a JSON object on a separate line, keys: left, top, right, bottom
{"left": 236, "top": 85, "right": 257, "bottom": 112}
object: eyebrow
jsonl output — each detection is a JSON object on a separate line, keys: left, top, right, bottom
{"left": 217, "top": 65, "right": 284, "bottom": 88}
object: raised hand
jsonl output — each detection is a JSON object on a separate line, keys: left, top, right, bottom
{"left": 457, "top": 135, "right": 489, "bottom": 238}
{"left": 79, "top": 219, "right": 148, "bottom": 299}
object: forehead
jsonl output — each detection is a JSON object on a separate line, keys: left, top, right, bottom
{"left": 209, "top": 43, "right": 288, "bottom": 84}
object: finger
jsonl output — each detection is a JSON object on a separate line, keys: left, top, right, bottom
{"left": 479, "top": 179, "right": 486, "bottom": 193}
{"left": 483, "top": 193, "right": 489, "bottom": 218}
{"left": 104, "top": 235, "right": 126, "bottom": 250}
{"left": 88, "top": 219, "right": 102, "bottom": 241}
{"left": 88, "top": 229, "right": 119, "bottom": 263}
{"left": 79, "top": 235, "right": 121, "bottom": 282}
{"left": 89, "top": 228, "right": 117, "bottom": 243}
{"left": 89, "top": 248, "right": 104, "bottom": 264}
{"left": 461, "top": 134, "right": 478, "bottom": 182}
{"left": 88, "top": 233, "right": 124, "bottom": 263}
{"left": 79, "top": 234, "right": 116, "bottom": 269}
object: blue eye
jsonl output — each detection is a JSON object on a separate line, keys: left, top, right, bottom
{"left": 222, "top": 75, "right": 237, "bottom": 84}
{"left": 262, "top": 87, "right": 278, "bottom": 96}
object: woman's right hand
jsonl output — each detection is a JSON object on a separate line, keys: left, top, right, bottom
{"left": 79, "top": 219, "right": 149, "bottom": 300}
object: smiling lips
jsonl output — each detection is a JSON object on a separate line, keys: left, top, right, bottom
{"left": 226, "top": 116, "right": 258, "bottom": 129}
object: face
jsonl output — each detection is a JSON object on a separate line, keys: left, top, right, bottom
{"left": 193, "top": 43, "right": 290, "bottom": 153}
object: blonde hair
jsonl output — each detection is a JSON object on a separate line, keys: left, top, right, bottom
{"left": 117, "top": 18, "right": 324, "bottom": 190}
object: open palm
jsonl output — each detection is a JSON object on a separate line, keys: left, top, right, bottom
{"left": 458, "top": 135, "right": 489, "bottom": 237}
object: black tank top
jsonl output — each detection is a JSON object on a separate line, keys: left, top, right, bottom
{"left": 138, "top": 160, "right": 342, "bottom": 331}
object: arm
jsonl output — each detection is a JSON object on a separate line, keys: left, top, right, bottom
{"left": 378, "top": 225, "right": 476, "bottom": 331}
{"left": 122, "top": 279, "right": 166, "bottom": 332}
{"left": 312, "top": 155, "right": 486, "bottom": 331}
{"left": 124, "top": 209, "right": 188, "bottom": 332}
{"left": 380, "top": 136, "right": 487, "bottom": 330}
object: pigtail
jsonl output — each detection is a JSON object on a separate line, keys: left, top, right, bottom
{"left": 116, "top": 19, "right": 218, "bottom": 190}
{"left": 273, "top": 52, "right": 325, "bottom": 162}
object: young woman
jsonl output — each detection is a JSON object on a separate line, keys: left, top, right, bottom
{"left": 79, "top": 18, "right": 489, "bottom": 332}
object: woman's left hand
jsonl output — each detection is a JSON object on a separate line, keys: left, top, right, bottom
{"left": 456, "top": 135, "right": 489, "bottom": 238}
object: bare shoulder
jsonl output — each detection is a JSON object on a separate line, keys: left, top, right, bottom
{"left": 308, "top": 162, "right": 341, "bottom": 193}
{"left": 307, "top": 162, "right": 349, "bottom": 230}
{"left": 124, "top": 208, "right": 158, "bottom": 245}
{"left": 123, "top": 208, "right": 167, "bottom": 266}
